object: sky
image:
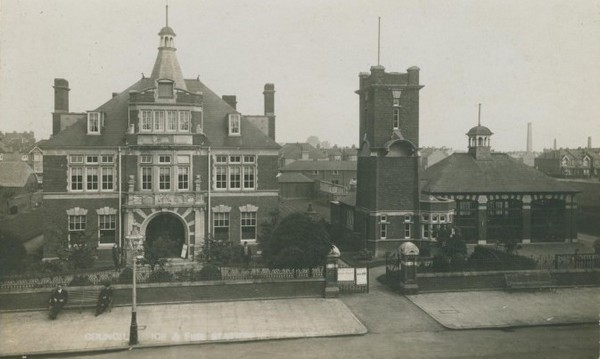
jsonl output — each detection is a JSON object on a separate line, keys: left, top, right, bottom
{"left": 1, "top": 0, "right": 599, "bottom": 152}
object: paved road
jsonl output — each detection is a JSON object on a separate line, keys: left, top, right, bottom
{"left": 68, "top": 266, "right": 598, "bottom": 359}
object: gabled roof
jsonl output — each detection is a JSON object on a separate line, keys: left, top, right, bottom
{"left": 422, "top": 153, "right": 577, "bottom": 193}
{"left": 0, "top": 161, "right": 35, "bottom": 187}
{"left": 280, "top": 143, "right": 326, "bottom": 160}
{"left": 40, "top": 78, "right": 279, "bottom": 150}
{"left": 281, "top": 160, "right": 357, "bottom": 172}
{"left": 277, "top": 172, "right": 315, "bottom": 183}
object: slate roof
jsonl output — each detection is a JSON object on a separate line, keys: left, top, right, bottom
{"left": 277, "top": 172, "right": 315, "bottom": 183}
{"left": 422, "top": 153, "right": 577, "bottom": 194}
{"left": 336, "top": 192, "right": 356, "bottom": 206}
{"left": 40, "top": 78, "right": 279, "bottom": 150}
{"left": 281, "top": 160, "right": 357, "bottom": 172}
{"left": 0, "top": 161, "right": 35, "bottom": 187}
{"left": 537, "top": 148, "right": 600, "bottom": 161}
{"left": 280, "top": 143, "right": 326, "bottom": 161}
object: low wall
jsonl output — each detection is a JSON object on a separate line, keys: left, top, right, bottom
{"left": 416, "top": 269, "right": 600, "bottom": 293}
{"left": 0, "top": 278, "right": 325, "bottom": 312}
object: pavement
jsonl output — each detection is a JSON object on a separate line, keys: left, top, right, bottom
{"left": 0, "top": 298, "right": 367, "bottom": 358}
{"left": 407, "top": 287, "right": 600, "bottom": 329}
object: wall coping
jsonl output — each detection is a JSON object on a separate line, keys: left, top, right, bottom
{"left": 417, "top": 268, "right": 600, "bottom": 278}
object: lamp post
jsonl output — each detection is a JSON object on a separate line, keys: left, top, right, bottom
{"left": 127, "top": 226, "right": 143, "bottom": 345}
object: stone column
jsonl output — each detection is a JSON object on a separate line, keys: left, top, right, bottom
{"left": 477, "top": 195, "right": 488, "bottom": 245}
{"left": 565, "top": 197, "right": 578, "bottom": 242}
{"left": 324, "top": 246, "right": 340, "bottom": 298}
{"left": 193, "top": 207, "right": 205, "bottom": 259}
{"left": 399, "top": 242, "right": 419, "bottom": 295}
{"left": 521, "top": 195, "right": 532, "bottom": 244}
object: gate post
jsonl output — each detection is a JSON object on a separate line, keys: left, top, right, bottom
{"left": 399, "top": 242, "right": 419, "bottom": 295}
{"left": 324, "top": 245, "right": 340, "bottom": 298}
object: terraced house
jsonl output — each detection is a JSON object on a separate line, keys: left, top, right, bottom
{"left": 40, "top": 16, "right": 279, "bottom": 261}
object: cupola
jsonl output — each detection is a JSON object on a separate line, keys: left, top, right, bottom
{"left": 467, "top": 104, "right": 493, "bottom": 160}
{"left": 150, "top": 4, "right": 187, "bottom": 91}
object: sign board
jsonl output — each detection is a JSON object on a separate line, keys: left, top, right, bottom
{"left": 356, "top": 267, "right": 368, "bottom": 285}
{"left": 337, "top": 268, "right": 355, "bottom": 282}
{"left": 180, "top": 244, "right": 188, "bottom": 259}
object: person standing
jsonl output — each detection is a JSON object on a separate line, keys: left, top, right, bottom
{"left": 112, "top": 243, "right": 120, "bottom": 271}
{"left": 241, "top": 241, "right": 252, "bottom": 267}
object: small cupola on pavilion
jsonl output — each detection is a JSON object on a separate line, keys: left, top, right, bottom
{"left": 467, "top": 104, "right": 493, "bottom": 160}
{"left": 150, "top": 4, "right": 187, "bottom": 91}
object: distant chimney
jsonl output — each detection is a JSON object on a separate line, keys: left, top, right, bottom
{"left": 112, "top": 92, "right": 119, "bottom": 98}
{"left": 588, "top": 136, "right": 592, "bottom": 149}
{"left": 53, "top": 78, "right": 70, "bottom": 112}
{"left": 553, "top": 138, "right": 557, "bottom": 150}
{"left": 222, "top": 95, "right": 237, "bottom": 110}
{"left": 526, "top": 122, "right": 532, "bottom": 153}
{"left": 263, "top": 83, "right": 276, "bottom": 141}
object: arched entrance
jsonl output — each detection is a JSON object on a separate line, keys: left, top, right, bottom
{"left": 145, "top": 213, "right": 186, "bottom": 258}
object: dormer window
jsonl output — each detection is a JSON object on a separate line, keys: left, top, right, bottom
{"left": 392, "top": 90, "right": 402, "bottom": 107}
{"left": 87, "top": 112, "right": 101, "bottom": 134}
{"left": 157, "top": 81, "right": 174, "bottom": 98}
{"left": 229, "top": 114, "right": 241, "bottom": 136}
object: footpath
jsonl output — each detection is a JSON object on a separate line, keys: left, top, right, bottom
{"left": 0, "top": 298, "right": 367, "bottom": 358}
{"left": 407, "top": 287, "right": 599, "bottom": 329}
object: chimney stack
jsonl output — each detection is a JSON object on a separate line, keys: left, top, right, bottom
{"left": 526, "top": 122, "right": 532, "bottom": 153}
{"left": 53, "top": 79, "right": 70, "bottom": 112}
{"left": 553, "top": 138, "right": 557, "bottom": 150}
{"left": 588, "top": 136, "right": 592, "bottom": 149}
{"left": 263, "top": 83, "right": 276, "bottom": 141}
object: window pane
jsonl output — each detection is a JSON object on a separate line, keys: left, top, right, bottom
{"left": 101, "top": 167, "right": 114, "bottom": 190}
{"left": 167, "top": 111, "right": 178, "bottom": 131}
{"left": 179, "top": 111, "right": 190, "bottom": 131}
{"left": 154, "top": 111, "right": 165, "bottom": 131}
{"left": 243, "top": 166, "right": 255, "bottom": 189}
{"left": 216, "top": 167, "right": 227, "bottom": 189}
{"left": 159, "top": 167, "right": 171, "bottom": 190}
{"left": 241, "top": 212, "right": 257, "bottom": 240}
{"left": 178, "top": 167, "right": 189, "bottom": 190}
{"left": 142, "top": 167, "right": 152, "bottom": 190}
{"left": 213, "top": 212, "right": 229, "bottom": 241}
{"left": 71, "top": 167, "right": 83, "bottom": 190}
{"left": 229, "top": 167, "right": 241, "bottom": 189}
{"left": 141, "top": 111, "right": 153, "bottom": 131}
{"left": 87, "top": 167, "right": 98, "bottom": 190}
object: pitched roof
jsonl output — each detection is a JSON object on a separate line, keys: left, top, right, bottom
{"left": 281, "top": 160, "right": 357, "bottom": 172}
{"left": 0, "top": 161, "right": 35, "bottom": 187}
{"left": 280, "top": 143, "right": 326, "bottom": 160}
{"left": 40, "top": 78, "right": 279, "bottom": 150}
{"left": 277, "top": 172, "right": 315, "bottom": 183}
{"left": 422, "top": 153, "right": 577, "bottom": 194}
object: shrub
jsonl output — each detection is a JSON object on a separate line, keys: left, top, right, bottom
{"left": 197, "top": 264, "right": 222, "bottom": 280}
{"left": 69, "top": 275, "right": 93, "bottom": 287}
{"left": 148, "top": 269, "right": 173, "bottom": 283}
{"left": 0, "top": 231, "right": 27, "bottom": 276}
{"left": 594, "top": 239, "right": 600, "bottom": 255}
{"left": 468, "top": 246, "right": 537, "bottom": 271}
{"left": 118, "top": 267, "right": 133, "bottom": 284}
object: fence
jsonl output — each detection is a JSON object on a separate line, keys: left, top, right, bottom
{"left": 337, "top": 260, "right": 369, "bottom": 293}
{"left": 554, "top": 253, "right": 599, "bottom": 270}
{"left": 0, "top": 265, "right": 325, "bottom": 291}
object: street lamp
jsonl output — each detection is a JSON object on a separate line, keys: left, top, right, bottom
{"left": 126, "top": 225, "right": 144, "bottom": 345}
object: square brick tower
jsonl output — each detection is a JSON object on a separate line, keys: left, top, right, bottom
{"left": 354, "top": 65, "right": 424, "bottom": 255}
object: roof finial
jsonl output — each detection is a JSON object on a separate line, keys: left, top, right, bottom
{"left": 478, "top": 103, "right": 481, "bottom": 126}
{"left": 166, "top": 0, "right": 169, "bottom": 27}
{"left": 377, "top": 17, "right": 381, "bottom": 66}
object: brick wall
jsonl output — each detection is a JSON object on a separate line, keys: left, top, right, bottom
{"left": 257, "top": 155, "right": 279, "bottom": 190}
{"left": 43, "top": 155, "right": 68, "bottom": 192}
{"left": 376, "top": 157, "right": 419, "bottom": 211}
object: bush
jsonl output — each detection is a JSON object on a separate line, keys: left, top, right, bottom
{"left": 468, "top": 246, "right": 537, "bottom": 271}
{"left": 197, "top": 264, "right": 222, "bottom": 280}
{"left": 594, "top": 239, "right": 600, "bottom": 255}
{"left": 0, "top": 232, "right": 27, "bottom": 276}
{"left": 69, "top": 275, "right": 93, "bottom": 286}
{"left": 148, "top": 269, "right": 173, "bottom": 283}
{"left": 118, "top": 267, "right": 133, "bottom": 284}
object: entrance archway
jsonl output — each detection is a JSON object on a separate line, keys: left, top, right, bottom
{"left": 145, "top": 213, "right": 186, "bottom": 257}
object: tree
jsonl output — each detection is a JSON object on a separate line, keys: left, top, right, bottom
{"left": 259, "top": 213, "right": 332, "bottom": 271}
{"left": 143, "top": 236, "right": 175, "bottom": 271}
{"left": 0, "top": 230, "right": 27, "bottom": 276}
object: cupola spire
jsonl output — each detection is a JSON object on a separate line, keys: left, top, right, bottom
{"left": 150, "top": 2, "right": 187, "bottom": 90}
{"left": 467, "top": 104, "right": 493, "bottom": 160}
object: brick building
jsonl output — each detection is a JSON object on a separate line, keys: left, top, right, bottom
{"left": 40, "top": 16, "right": 279, "bottom": 260}
{"left": 331, "top": 65, "right": 454, "bottom": 256}
{"left": 534, "top": 140, "right": 600, "bottom": 179}
{"left": 421, "top": 123, "right": 579, "bottom": 244}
